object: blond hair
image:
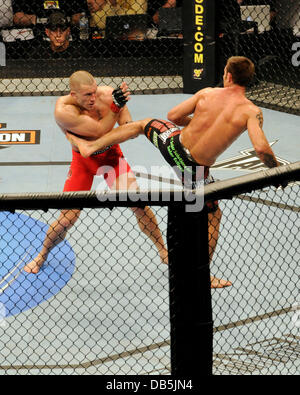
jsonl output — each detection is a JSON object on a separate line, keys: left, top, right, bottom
{"left": 69, "top": 70, "right": 95, "bottom": 92}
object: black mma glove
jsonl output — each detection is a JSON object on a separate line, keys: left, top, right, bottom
{"left": 111, "top": 87, "right": 128, "bottom": 113}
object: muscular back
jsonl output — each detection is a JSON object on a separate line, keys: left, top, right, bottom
{"left": 180, "top": 87, "right": 258, "bottom": 166}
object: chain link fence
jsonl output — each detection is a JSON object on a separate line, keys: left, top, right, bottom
{"left": 217, "top": 0, "right": 300, "bottom": 114}
{"left": 0, "top": 0, "right": 299, "bottom": 376}
{"left": 0, "top": 164, "right": 299, "bottom": 375}
{"left": 213, "top": 184, "right": 300, "bottom": 375}
{"left": 0, "top": 0, "right": 299, "bottom": 114}
{"left": 0, "top": 0, "right": 184, "bottom": 95}
{"left": 0, "top": 205, "right": 171, "bottom": 375}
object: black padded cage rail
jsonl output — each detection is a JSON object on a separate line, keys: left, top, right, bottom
{"left": 0, "top": 0, "right": 299, "bottom": 115}
{"left": 0, "top": 162, "right": 299, "bottom": 376}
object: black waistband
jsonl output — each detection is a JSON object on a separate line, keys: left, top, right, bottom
{"left": 172, "top": 134, "right": 210, "bottom": 179}
{"left": 92, "top": 145, "right": 113, "bottom": 155}
{"left": 172, "top": 134, "right": 198, "bottom": 167}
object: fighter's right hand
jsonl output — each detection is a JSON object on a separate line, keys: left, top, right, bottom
{"left": 65, "top": 131, "right": 79, "bottom": 149}
{"left": 111, "top": 82, "right": 130, "bottom": 113}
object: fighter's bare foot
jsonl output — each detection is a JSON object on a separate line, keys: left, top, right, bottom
{"left": 211, "top": 276, "right": 232, "bottom": 289}
{"left": 23, "top": 254, "right": 45, "bottom": 274}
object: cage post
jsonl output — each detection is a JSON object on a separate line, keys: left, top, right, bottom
{"left": 167, "top": 202, "right": 213, "bottom": 376}
{"left": 183, "top": 0, "right": 216, "bottom": 93}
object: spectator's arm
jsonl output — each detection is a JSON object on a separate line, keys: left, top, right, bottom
{"left": 13, "top": 12, "right": 36, "bottom": 26}
{"left": 153, "top": 0, "right": 176, "bottom": 24}
{"left": 163, "top": 0, "right": 176, "bottom": 8}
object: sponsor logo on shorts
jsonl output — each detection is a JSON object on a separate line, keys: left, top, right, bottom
{"left": 159, "top": 128, "right": 178, "bottom": 144}
{"left": 153, "top": 131, "right": 159, "bottom": 148}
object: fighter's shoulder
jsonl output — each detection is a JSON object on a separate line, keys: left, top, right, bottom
{"left": 242, "top": 101, "right": 264, "bottom": 127}
{"left": 195, "top": 87, "right": 215, "bottom": 97}
{"left": 244, "top": 101, "right": 262, "bottom": 118}
{"left": 55, "top": 95, "right": 80, "bottom": 122}
{"left": 97, "top": 85, "right": 114, "bottom": 102}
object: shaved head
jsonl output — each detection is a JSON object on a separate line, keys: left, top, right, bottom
{"left": 69, "top": 70, "right": 98, "bottom": 109}
{"left": 69, "top": 70, "right": 95, "bottom": 92}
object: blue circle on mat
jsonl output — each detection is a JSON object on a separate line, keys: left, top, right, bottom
{"left": 0, "top": 211, "right": 76, "bottom": 318}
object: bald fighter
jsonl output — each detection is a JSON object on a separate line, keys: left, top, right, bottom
{"left": 24, "top": 70, "right": 168, "bottom": 273}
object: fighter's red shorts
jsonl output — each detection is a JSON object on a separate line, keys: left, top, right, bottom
{"left": 63, "top": 144, "right": 131, "bottom": 192}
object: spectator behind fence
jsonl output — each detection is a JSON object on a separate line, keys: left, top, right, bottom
{"left": 147, "top": 0, "right": 177, "bottom": 26}
{"left": 268, "top": 0, "right": 300, "bottom": 60}
{"left": 0, "top": 0, "right": 13, "bottom": 28}
{"left": 216, "top": 0, "right": 244, "bottom": 84}
{"left": 116, "top": 0, "right": 147, "bottom": 15}
{"left": 87, "top": 0, "right": 118, "bottom": 32}
{"left": 270, "top": 0, "right": 300, "bottom": 33}
{"left": 115, "top": 0, "right": 148, "bottom": 40}
{"left": 88, "top": 0, "right": 148, "bottom": 40}
{"left": 12, "top": 0, "right": 86, "bottom": 27}
{"left": 45, "top": 11, "right": 71, "bottom": 53}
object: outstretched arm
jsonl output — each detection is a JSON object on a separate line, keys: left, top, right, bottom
{"left": 167, "top": 88, "right": 213, "bottom": 126}
{"left": 167, "top": 94, "right": 198, "bottom": 126}
{"left": 66, "top": 120, "right": 146, "bottom": 158}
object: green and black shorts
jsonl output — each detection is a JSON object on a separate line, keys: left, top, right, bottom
{"left": 144, "top": 119, "right": 218, "bottom": 213}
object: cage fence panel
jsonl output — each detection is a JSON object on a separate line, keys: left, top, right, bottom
{"left": 0, "top": 165, "right": 299, "bottom": 375}
{"left": 212, "top": 184, "right": 300, "bottom": 375}
{"left": 216, "top": 0, "right": 300, "bottom": 114}
{"left": 0, "top": 206, "right": 171, "bottom": 375}
{"left": 0, "top": 0, "right": 299, "bottom": 115}
{"left": 0, "top": 0, "right": 184, "bottom": 95}
{"left": 0, "top": 0, "right": 299, "bottom": 377}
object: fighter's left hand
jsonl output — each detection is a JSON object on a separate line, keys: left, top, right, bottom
{"left": 111, "top": 82, "right": 131, "bottom": 113}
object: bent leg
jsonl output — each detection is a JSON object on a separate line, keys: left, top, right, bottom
{"left": 24, "top": 209, "right": 81, "bottom": 274}
{"left": 24, "top": 209, "right": 80, "bottom": 274}
{"left": 24, "top": 155, "right": 93, "bottom": 274}
{"left": 208, "top": 207, "right": 222, "bottom": 264}
{"left": 208, "top": 207, "right": 232, "bottom": 289}
{"left": 111, "top": 169, "right": 168, "bottom": 265}
{"left": 132, "top": 206, "right": 168, "bottom": 265}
